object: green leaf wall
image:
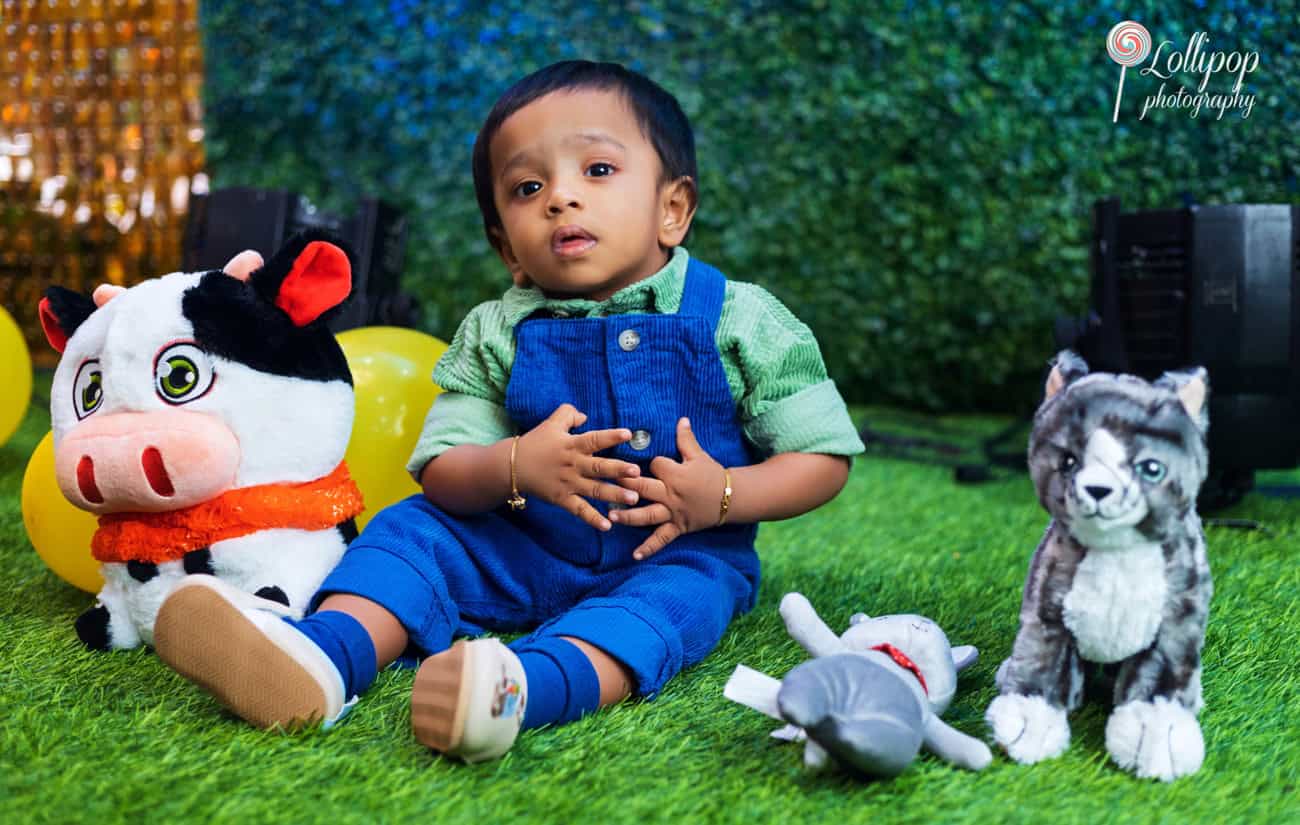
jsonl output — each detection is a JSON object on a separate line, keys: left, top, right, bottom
{"left": 200, "top": 0, "right": 1296, "bottom": 409}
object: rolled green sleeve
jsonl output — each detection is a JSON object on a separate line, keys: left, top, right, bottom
{"left": 743, "top": 379, "right": 864, "bottom": 457}
{"left": 405, "top": 391, "right": 515, "bottom": 481}
{"left": 430, "top": 300, "right": 513, "bottom": 404}
{"left": 724, "top": 282, "right": 864, "bottom": 458}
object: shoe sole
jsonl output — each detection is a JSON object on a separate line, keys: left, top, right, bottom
{"left": 154, "top": 577, "right": 336, "bottom": 730}
{"left": 411, "top": 640, "right": 471, "bottom": 754}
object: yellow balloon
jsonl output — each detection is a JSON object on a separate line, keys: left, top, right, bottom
{"left": 22, "top": 431, "right": 103, "bottom": 593}
{"left": 338, "top": 326, "right": 448, "bottom": 528}
{"left": 0, "top": 305, "right": 33, "bottom": 446}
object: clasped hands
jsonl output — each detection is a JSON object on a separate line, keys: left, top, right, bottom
{"left": 513, "top": 403, "right": 726, "bottom": 560}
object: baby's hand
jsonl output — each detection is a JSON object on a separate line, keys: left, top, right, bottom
{"left": 516, "top": 403, "right": 642, "bottom": 531}
{"left": 610, "top": 417, "right": 726, "bottom": 560}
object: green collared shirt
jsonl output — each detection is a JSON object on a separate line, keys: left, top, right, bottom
{"left": 407, "top": 248, "right": 864, "bottom": 478}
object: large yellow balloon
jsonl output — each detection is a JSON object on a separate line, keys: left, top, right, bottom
{"left": 338, "top": 327, "right": 448, "bottom": 528}
{"left": 0, "top": 305, "right": 33, "bottom": 445}
{"left": 22, "top": 431, "right": 103, "bottom": 593}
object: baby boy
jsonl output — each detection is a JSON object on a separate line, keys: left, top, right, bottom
{"left": 154, "top": 60, "right": 864, "bottom": 762}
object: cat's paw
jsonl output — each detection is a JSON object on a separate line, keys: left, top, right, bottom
{"left": 986, "top": 693, "right": 1070, "bottom": 764}
{"left": 1106, "top": 698, "right": 1204, "bottom": 781}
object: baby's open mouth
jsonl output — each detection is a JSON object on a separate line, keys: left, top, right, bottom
{"left": 552, "top": 225, "right": 597, "bottom": 257}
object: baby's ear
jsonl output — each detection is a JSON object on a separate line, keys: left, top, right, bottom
{"left": 657, "top": 176, "right": 697, "bottom": 248}
{"left": 1044, "top": 350, "right": 1089, "bottom": 400}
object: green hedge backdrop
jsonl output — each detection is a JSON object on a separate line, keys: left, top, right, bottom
{"left": 199, "top": 0, "right": 1296, "bottom": 410}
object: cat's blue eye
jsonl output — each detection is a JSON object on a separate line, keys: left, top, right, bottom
{"left": 1135, "top": 459, "right": 1166, "bottom": 483}
{"left": 1058, "top": 452, "right": 1078, "bottom": 472}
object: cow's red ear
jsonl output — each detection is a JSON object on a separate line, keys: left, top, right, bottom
{"left": 273, "top": 241, "right": 351, "bottom": 327}
{"left": 39, "top": 297, "right": 70, "bottom": 352}
{"left": 40, "top": 286, "right": 98, "bottom": 353}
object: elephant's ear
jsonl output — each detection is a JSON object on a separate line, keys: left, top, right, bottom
{"left": 950, "top": 645, "right": 979, "bottom": 672}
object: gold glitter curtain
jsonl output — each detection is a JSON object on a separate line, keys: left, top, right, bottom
{"left": 0, "top": 0, "right": 206, "bottom": 366}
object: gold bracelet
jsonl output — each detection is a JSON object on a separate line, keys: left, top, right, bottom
{"left": 717, "top": 467, "right": 733, "bottom": 526}
{"left": 507, "top": 435, "right": 527, "bottom": 511}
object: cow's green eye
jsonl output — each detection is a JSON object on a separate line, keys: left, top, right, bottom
{"left": 160, "top": 356, "right": 198, "bottom": 397}
{"left": 154, "top": 343, "right": 213, "bottom": 403}
{"left": 73, "top": 359, "right": 103, "bottom": 419}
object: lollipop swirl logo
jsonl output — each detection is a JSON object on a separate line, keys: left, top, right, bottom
{"left": 1104, "top": 20, "right": 1262, "bottom": 122}
{"left": 1107, "top": 21, "right": 1151, "bottom": 122}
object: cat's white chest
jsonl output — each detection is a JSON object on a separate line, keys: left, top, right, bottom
{"left": 1062, "top": 542, "right": 1168, "bottom": 663}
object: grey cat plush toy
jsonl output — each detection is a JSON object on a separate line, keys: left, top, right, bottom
{"left": 724, "top": 593, "right": 992, "bottom": 778}
{"left": 986, "top": 350, "right": 1213, "bottom": 782}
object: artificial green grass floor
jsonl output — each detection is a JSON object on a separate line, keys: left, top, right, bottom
{"left": 1, "top": 382, "right": 1297, "bottom": 824}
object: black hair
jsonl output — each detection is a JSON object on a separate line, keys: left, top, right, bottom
{"left": 471, "top": 60, "right": 697, "bottom": 248}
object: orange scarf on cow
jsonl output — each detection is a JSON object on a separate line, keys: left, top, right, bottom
{"left": 91, "top": 462, "right": 366, "bottom": 564}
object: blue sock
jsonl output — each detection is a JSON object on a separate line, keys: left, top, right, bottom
{"left": 285, "top": 611, "right": 378, "bottom": 700}
{"left": 513, "top": 637, "right": 602, "bottom": 730}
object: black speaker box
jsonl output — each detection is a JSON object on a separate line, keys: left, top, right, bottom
{"left": 1059, "top": 197, "right": 1300, "bottom": 506}
{"left": 183, "top": 187, "right": 413, "bottom": 330}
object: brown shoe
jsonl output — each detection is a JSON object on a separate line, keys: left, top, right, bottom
{"left": 154, "top": 575, "right": 347, "bottom": 729}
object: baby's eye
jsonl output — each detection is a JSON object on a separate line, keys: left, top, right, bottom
{"left": 513, "top": 181, "right": 542, "bottom": 198}
{"left": 585, "top": 163, "right": 615, "bottom": 178}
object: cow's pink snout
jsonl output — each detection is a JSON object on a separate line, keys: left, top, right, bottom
{"left": 55, "top": 411, "right": 239, "bottom": 514}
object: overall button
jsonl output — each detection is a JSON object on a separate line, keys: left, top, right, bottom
{"left": 630, "top": 429, "right": 651, "bottom": 450}
{"left": 618, "top": 329, "right": 641, "bottom": 351}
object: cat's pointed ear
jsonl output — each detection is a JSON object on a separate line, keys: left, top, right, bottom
{"left": 1044, "top": 350, "right": 1089, "bottom": 399}
{"left": 1157, "top": 366, "right": 1210, "bottom": 431}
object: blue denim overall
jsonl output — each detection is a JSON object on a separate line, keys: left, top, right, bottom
{"left": 315, "top": 258, "right": 759, "bottom": 696}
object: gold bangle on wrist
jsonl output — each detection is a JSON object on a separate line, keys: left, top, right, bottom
{"left": 717, "top": 467, "right": 733, "bottom": 526}
{"left": 507, "top": 435, "right": 527, "bottom": 511}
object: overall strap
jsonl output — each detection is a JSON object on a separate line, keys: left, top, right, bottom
{"left": 676, "top": 257, "right": 727, "bottom": 330}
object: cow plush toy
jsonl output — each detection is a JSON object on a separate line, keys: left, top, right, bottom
{"left": 38, "top": 232, "right": 365, "bottom": 651}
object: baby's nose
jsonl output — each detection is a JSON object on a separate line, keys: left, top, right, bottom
{"left": 546, "top": 183, "right": 581, "bottom": 213}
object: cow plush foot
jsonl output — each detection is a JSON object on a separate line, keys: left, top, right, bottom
{"left": 75, "top": 604, "right": 112, "bottom": 651}
{"left": 254, "top": 585, "right": 290, "bottom": 607}
{"left": 1106, "top": 698, "right": 1204, "bottom": 781}
{"left": 986, "top": 693, "right": 1070, "bottom": 764}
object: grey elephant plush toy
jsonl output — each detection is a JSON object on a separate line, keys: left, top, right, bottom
{"left": 724, "top": 592, "right": 992, "bottom": 778}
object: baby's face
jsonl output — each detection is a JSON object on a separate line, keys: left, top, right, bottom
{"left": 489, "top": 89, "right": 679, "bottom": 300}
